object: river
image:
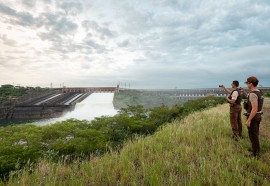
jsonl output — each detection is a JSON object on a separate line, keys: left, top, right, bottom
{"left": 0, "top": 93, "right": 118, "bottom": 127}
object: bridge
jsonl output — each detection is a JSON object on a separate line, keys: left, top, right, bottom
{"left": 62, "top": 86, "right": 119, "bottom": 93}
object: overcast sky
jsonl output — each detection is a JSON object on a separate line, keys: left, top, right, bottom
{"left": 0, "top": 0, "right": 269, "bottom": 89}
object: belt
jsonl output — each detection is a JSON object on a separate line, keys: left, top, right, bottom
{"left": 230, "top": 103, "right": 241, "bottom": 107}
{"left": 246, "top": 111, "right": 263, "bottom": 115}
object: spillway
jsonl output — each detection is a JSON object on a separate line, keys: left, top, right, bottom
{"left": 34, "top": 93, "right": 118, "bottom": 126}
{"left": 63, "top": 93, "right": 83, "bottom": 105}
{"left": 34, "top": 94, "right": 62, "bottom": 105}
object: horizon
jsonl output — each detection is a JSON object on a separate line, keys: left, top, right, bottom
{"left": 2, "top": 83, "right": 270, "bottom": 90}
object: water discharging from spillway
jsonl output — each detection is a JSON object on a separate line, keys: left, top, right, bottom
{"left": 34, "top": 93, "right": 118, "bottom": 126}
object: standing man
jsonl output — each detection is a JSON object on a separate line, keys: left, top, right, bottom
{"left": 221, "top": 80, "right": 243, "bottom": 140}
{"left": 245, "top": 76, "right": 264, "bottom": 157}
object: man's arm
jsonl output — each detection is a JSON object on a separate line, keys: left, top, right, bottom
{"left": 227, "top": 91, "right": 238, "bottom": 104}
{"left": 240, "top": 88, "right": 248, "bottom": 97}
{"left": 246, "top": 93, "right": 258, "bottom": 127}
{"left": 221, "top": 85, "right": 232, "bottom": 94}
{"left": 227, "top": 97, "right": 236, "bottom": 104}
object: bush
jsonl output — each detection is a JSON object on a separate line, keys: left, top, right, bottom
{"left": 0, "top": 125, "right": 42, "bottom": 178}
{"left": 183, "top": 96, "right": 226, "bottom": 114}
{"left": 264, "top": 91, "right": 270, "bottom": 97}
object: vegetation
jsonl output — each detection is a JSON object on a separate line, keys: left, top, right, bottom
{"left": 265, "top": 91, "right": 270, "bottom": 97}
{"left": 0, "top": 85, "right": 27, "bottom": 105}
{"left": 0, "top": 85, "right": 55, "bottom": 105}
{"left": 2, "top": 103, "right": 270, "bottom": 185}
{"left": 113, "top": 89, "right": 187, "bottom": 109}
{"left": 0, "top": 96, "right": 226, "bottom": 180}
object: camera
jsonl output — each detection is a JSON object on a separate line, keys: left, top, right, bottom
{"left": 219, "top": 85, "right": 223, "bottom": 88}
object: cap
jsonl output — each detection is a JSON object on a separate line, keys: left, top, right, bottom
{"left": 245, "top": 76, "right": 259, "bottom": 85}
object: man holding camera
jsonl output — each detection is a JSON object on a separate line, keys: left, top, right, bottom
{"left": 244, "top": 76, "right": 264, "bottom": 157}
{"left": 220, "top": 80, "right": 243, "bottom": 140}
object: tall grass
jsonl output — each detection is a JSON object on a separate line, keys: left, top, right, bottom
{"left": 2, "top": 104, "right": 270, "bottom": 186}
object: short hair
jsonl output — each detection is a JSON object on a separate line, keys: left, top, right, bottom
{"left": 232, "top": 80, "right": 239, "bottom": 87}
{"left": 245, "top": 76, "right": 259, "bottom": 87}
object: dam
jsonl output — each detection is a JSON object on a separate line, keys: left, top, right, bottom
{"left": 0, "top": 86, "right": 119, "bottom": 120}
{"left": 34, "top": 92, "right": 118, "bottom": 126}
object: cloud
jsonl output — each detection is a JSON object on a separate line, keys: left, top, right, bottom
{"left": 58, "top": 2, "right": 83, "bottom": 15}
{"left": 21, "top": 0, "right": 36, "bottom": 8}
{"left": 38, "top": 12, "right": 78, "bottom": 34}
{"left": 0, "top": 3, "right": 35, "bottom": 27}
{"left": 0, "top": 3, "right": 16, "bottom": 16}
{"left": 0, "top": 34, "right": 17, "bottom": 46}
{"left": 82, "top": 20, "right": 114, "bottom": 39}
{"left": 0, "top": 0, "right": 270, "bottom": 88}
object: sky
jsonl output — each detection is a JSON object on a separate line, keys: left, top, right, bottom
{"left": 0, "top": 0, "right": 269, "bottom": 89}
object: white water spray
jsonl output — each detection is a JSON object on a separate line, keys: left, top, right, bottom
{"left": 34, "top": 93, "right": 118, "bottom": 126}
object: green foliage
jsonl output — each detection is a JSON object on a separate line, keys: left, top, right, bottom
{"left": 183, "top": 96, "right": 226, "bottom": 114}
{"left": 0, "top": 120, "right": 109, "bottom": 179}
{"left": 148, "top": 105, "right": 182, "bottom": 126}
{"left": 0, "top": 86, "right": 27, "bottom": 104}
{"left": 0, "top": 85, "right": 55, "bottom": 105}
{"left": 0, "top": 96, "right": 226, "bottom": 179}
{"left": 264, "top": 91, "right": 270, "bottom": 97}
{"left": 0, "top": 125, "right": 43, "bottom": 178}
{"left": 119, "top": 105, "right": 147, "bottom": 119}
{"left": 0, "top": 86, "right": 26, "bottom": 97}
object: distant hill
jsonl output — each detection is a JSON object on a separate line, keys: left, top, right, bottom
{"left": 3, "top": 104, "right": 270, "bottom": 185}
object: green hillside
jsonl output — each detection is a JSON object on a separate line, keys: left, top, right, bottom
{"left": 3, "top": 104, "right": 270, "bottom": 186}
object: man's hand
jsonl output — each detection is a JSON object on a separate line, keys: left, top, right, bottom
{"left": 240, "top": 87, "right": 247, "bottom": 95}
{"left": 246, "top": 120, "right": 251, "bottom": 127}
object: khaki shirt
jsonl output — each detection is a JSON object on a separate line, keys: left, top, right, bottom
{"left": 249, "top": 90, "right": 259, "bottom": 106}
{"left": 231, "top": 91, "right": 239, "bottom": 100}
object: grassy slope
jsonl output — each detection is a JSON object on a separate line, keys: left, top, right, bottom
{"left": 3, "top": 104, "right": 270, "bottom": 186}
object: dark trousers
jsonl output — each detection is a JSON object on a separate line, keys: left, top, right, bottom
{"left": 247, "top": 114, "right": 261, "bottom": 156}
{"left": 230, "top": 104, "right": 242, "bottom": 137}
